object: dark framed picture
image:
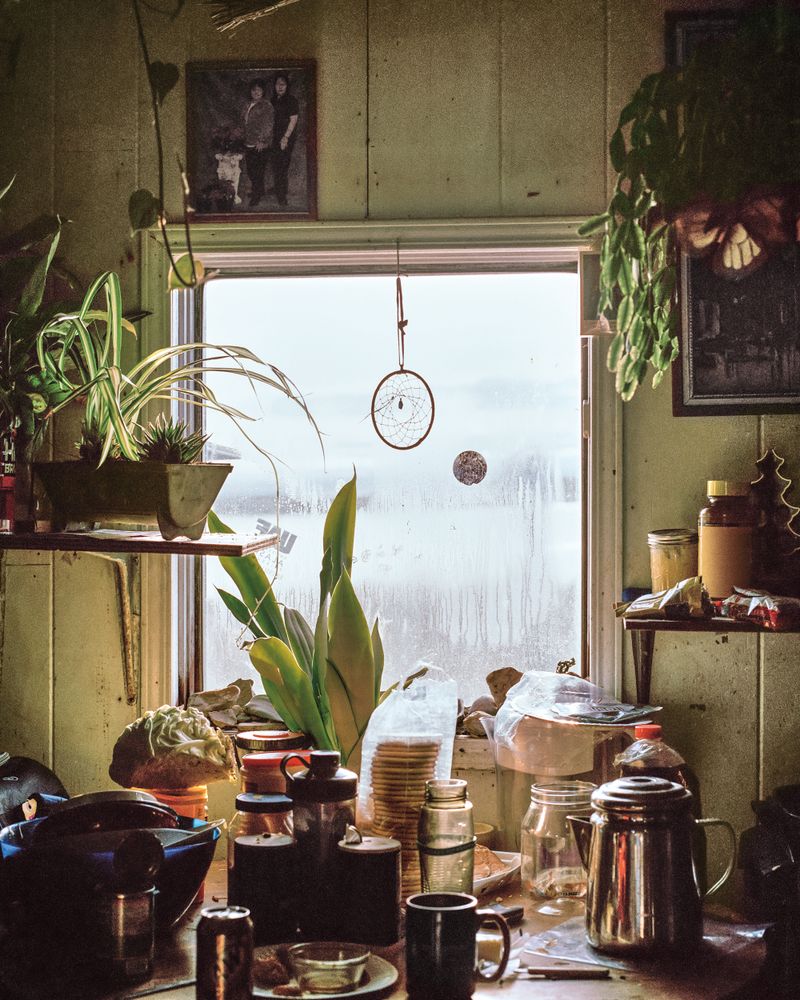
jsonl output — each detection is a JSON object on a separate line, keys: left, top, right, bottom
{"left": 668, "top": 14, "right": 800, "bottom": 416}
{"left": 186, "top": 61, "right": 317, "bottom": 221}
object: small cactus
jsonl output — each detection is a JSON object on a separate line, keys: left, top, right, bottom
{"left": 138, "top": 414, "right": 208, "bottom": 464}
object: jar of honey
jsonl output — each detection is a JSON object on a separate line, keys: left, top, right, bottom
{"left": 698, "top": 481, "right": 755, "bottom": 599}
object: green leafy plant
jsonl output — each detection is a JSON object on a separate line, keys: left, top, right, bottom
{"left": 580, "top": 4, "right": 800, "bottom": 400}
{"left": 211, "top": 473, "right": 387, "bottom": 767}
{"left": 35, "top": 270, "right": 318, "bottom": 465}
{"left": 138, "top": 414, "right": 208, "bottom": 464}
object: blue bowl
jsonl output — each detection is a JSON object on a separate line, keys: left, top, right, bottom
{"left": 0, "top": 816, "right": 219, "bottom": 929}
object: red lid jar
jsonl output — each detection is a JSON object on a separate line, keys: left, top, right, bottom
{"left": 240, "top": 749, "right": 313, "bottom": 795}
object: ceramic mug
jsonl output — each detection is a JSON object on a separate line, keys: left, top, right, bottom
{"left": 405, "top": 891, "right": 511, "bottom": 1000}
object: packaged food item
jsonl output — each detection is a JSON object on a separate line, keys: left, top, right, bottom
{"left": 720, "top": 587, "right": 800, "bottom": 630}
{"left": 109, "top": 705, "right": 236, "bottom": 789}
{"left": 699, "top": 481, "right": 756, "bottom": 599}
{"left": 616, "top": 576, "right": 711, "bottom": 620}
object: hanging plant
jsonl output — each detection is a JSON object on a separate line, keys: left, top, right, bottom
{"left": 580, "top": 3, "right": 800, "bottom": 401}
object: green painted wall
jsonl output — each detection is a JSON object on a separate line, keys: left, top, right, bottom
{"left": 1, "top": 0, "right": 797, "bottom": 893}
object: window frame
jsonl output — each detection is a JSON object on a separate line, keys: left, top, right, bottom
{"left": 141, "top": 219, "right": 621, "bottom": 706}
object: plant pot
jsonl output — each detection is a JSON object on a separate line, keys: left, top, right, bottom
{"left": 34, "top": 461, "right": 233, "bottom": 540}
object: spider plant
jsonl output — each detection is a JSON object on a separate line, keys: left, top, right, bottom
{"left": 35, "top": 270, "right": 318, "bottom": 464}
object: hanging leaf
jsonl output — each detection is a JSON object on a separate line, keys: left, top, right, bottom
{"left": 128, "top": 189, "right": 160, "bottom": 235}
{"left": 609, "top": 129, "right": 626, "bottom": 173}
{"left": 148, "top": 61, "right": 180, "bottom": 105}
{"left": 17, "top": 226, "right": 60, "bottom": 318}
{"left": 168, "top": 255, "right": 204, "bottom": 289}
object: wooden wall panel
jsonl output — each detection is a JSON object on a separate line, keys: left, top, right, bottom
{"left": 500, "top": 0, "right": 606, "bottom": 216}
{"left": 368, "top": 0, "right": 501, "bottom": 218}
{"left": 52, "top": 553, "right": 136, "bottom": 793}
{"left": 0, "top": 553, "right": 53, "bottom": 764}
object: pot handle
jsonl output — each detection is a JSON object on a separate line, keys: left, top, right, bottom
{"left": 696, "top": 818, "right": 737, "bottom": 897}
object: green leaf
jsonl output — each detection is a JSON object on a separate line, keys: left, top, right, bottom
{"left": 630, "top": 223, "right": 647, "bottom": 261}
{"left": 609, "top": 129, "right": 626, "bottom": 172}
{"left": 617, "top": 254, "right": 634, "bottom": 296}
{"left": 607, "top": 332, "right": 625, "bottom": 372}
{"left": 18, "top": 225, "right": 60, "bottom": 318}
{"left": 320, "top": 472, "right": 356, "bottom": 603}
{"left": 148, "top": 61, "right": 180, "bottom": 105}
{"left": 128, "top": 189, "right": 160, "bottom": 235}
{"left": 577, "top": 212, "right": 609, "bottom": 237}
{"left": 285, "top": 607, "right": 314, "bottom": 675}
{"left": 372, "top": 618, "right": 384, "bottom": 704}
{"left": 616, "top": 295, "right": 634, "bottom": 334}
{"left": 216, "top": 587, "right": 266, "bottom": 639}
{"left": 0, "top": 174, "right": 15, "bottom": 202}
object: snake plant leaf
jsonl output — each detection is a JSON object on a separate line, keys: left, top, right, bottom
{"left": 372, "top": 618, "right": 384, "bottom": 705}
{"left": 216, "top": 587, "right": 266, "bottom": 639}
{"left": 320, "top": 471, "right": 356, "bottom": 603}
{"left": 208, "top": 510, "right": 290, "bottom": 645}
{"left": 285, "top": 607, "right": 314, "bottom": 676}
{"left": 311, "top": 600, "right": 337, "bottom": 749}
{"left": 249, "top": 636, "right": 332, "bottom": 750}
{"left": 18, "top": 224, "right": 60, "bottom": 318}
{"left": 327, "top": 568, "right": 376, "bottom": 740}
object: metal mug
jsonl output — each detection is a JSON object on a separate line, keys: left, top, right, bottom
{"left": 569, "top": 775, "right": 736, "bottom": 955}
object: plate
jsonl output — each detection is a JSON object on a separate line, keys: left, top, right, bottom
{"left": 254, "top": 953, "right": 398, "bottom": 999}
{"left": 473, "top": 850, "right": 521, "bottom": 895}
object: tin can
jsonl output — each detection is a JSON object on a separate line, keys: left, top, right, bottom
{"left": 337, "top": 827, "right": 401, "bottom": 945}
{"left": 196, "top": 905, "right": 253, "bottom": 1000}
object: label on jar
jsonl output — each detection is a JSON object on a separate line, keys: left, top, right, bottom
{"left": 698, "top": 525, "right": 753, "bottom": 598}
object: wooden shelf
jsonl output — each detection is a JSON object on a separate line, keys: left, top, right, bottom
{"left": 0, "top": 529, "right": 279, "bottom": 557}
{"left": 622, "top": 617, "right": 800, "bottom": 633}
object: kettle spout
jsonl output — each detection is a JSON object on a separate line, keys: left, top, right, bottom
{"left": 568, "top": 815, "right": 592, "bottom": 870}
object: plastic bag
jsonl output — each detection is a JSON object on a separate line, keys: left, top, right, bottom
{"left": 357, "top": 665, "right": 458, "bottom": 815}
{"left": 492, "top": 671, "right": 651, "bottom": 775}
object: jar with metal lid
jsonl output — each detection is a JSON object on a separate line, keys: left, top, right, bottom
{"left": 240, "top": 749, "right": 312, "bottom": 795}
{"left": 337, "top": 826, "right": 401, "bottom": 945}
{"left": 418, "top": 778, "right": 475, "bottom": 893}
{"left": 698, "top": 480, "right": 755, "bottom": 599}
{"left": 647, "top": 528, "right": 698, "bottom": 592}
{"left": 227, "top": 793, "right": 293, "bottom": 869}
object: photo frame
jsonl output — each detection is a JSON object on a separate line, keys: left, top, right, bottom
{"left": 668, "top": 13, "right": 800, "bottom": 416}
{"left": 186, "top": 61, "right": 317, "bottom": 221}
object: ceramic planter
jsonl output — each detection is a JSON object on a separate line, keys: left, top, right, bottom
{"left": 34, "top": 461, "right": 233, "bottom": 540}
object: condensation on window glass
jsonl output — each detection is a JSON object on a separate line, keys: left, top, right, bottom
{"left": 202, "top": 272, "right": 580, "bottom": 705}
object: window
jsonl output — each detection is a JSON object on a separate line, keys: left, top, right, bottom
{"left": 149, "top": 227, "right": 619, "bottom": 707}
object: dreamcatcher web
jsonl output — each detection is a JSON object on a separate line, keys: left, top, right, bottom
{"left": 370, "top": 245, "right": 435, "bottom": 450}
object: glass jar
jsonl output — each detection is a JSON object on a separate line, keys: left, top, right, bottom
{"left": 418, "top": 778, "right": 475, "bottom": 893}
{"left": 698, "top": 481, "right": 756, "bottom": 599}
{"left": 240, "top": 749, "right": 312, "bottom": 795}
{"left": 647, "top": 528, "right": 698, "bottom": 592}
{"left": 227, "top": 792, "right": 293, "bottom": 870}
{"left": 521, "top": 780, "right": 595, "bottom": 915}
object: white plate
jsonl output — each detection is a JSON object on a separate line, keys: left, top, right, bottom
{"left": 254, "top": 953, "right": 399, "bottom": 998}
{"left": 473, "top": 850, "right": 521, "bottom": 895}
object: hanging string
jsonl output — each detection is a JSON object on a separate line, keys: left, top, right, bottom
{"left": 396, "top": 240, "right": 407, "bottom": 371}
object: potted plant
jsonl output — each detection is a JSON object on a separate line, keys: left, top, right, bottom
{"left": 212, "top": 473, "right": 409, "bottom": 769}
{"left": 33, "top": 270, "right": 317, "bottom": 539}
{"left": 581, "top": 4, "right": 800, "bottom": 400}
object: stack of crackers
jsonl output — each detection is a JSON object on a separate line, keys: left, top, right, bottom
{"left": 369, "top": 737, "right": 441, "bottom": 897}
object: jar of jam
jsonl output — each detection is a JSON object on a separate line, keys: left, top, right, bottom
{"left": 698, "top": 481, "right": 755, "bottom": 599}
{"left": 240, "top": 749, "right": 312, "bottom": 795}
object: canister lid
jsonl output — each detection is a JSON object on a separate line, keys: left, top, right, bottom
{"left": 647, "top": 528, "right": 698, "bottom": 546}
{"left": 338, "top": 830, "right": 400, "bottom": 855}
{"left": 283, "top": 750, "right": 358, "bottom": 803}
{"left": 592, "top": 775, "right": 692, "bottom": 813}
{"left": 233, "top": 833, "right": 294, "bottom": 853}
{"left": 199, "top": 904, "right": 253, "bottom": 926}
{"left": 235, "top": 792, "right": 292, "bottom": 814}
{"left": 236, "top": 729, "right": 309, "bottom": 752}
{"left": 707, "top": 480, "right": 751, "bottom": 497}
{"left": 425, "top": 779, "right": 468, "bottom": 802}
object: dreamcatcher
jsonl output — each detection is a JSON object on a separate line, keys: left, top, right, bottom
{"left": 371, "top": 248, "right": 435, "bottom": 450}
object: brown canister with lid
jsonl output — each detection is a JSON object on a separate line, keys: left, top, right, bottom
{"left": 698, "top": 480, "right": 755, "bottom": 599}
{"left": 337, "top": 826, "right": 401, "bottom": 946}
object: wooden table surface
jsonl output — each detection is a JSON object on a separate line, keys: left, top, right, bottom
{"left": 99, "top": 861, "right": 765, "bottom": 1000}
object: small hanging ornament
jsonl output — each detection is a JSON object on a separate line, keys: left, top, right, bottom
{"left": 453, "top": 450, "right": 487, "bottom": 485}
{"left": 371, "top": 245, "right": 435, "bottom": 450}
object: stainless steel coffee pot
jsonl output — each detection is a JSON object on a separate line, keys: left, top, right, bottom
{"left": 569, "top": 776, "right": 736, "bottom": 955}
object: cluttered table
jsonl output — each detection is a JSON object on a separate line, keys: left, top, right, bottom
{"left": 34, "top": 861, "right": 759, "bottom": 1000}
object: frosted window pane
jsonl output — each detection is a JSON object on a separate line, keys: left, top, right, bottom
{"left": 201, "top": 273, "right": 580, "bottom": 705}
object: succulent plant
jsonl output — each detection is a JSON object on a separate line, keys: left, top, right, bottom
{"left": 137, "top": 414, "right": 208, "bottom": 464}
{"left": 78, "top": 419, "right": 110, "bottom": 464}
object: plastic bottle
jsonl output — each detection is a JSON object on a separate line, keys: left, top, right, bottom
{"left": 616, "top": 723, "right": 706, "bottom": 890}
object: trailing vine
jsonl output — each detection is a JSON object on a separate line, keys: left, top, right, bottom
{"left": 580, "top": 3, "right": 800, "bottom": 401}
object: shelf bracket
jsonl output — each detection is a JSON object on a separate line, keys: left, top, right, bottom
{"left": 631, "top": 628, "right": 655, "bottom": 704}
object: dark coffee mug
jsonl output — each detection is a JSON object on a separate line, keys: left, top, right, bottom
{"left": 405, "top": 892, "right": 511, "bottom": 1000}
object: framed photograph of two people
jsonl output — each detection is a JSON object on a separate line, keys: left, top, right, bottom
{"left": 186, "top": 61, "right": 317, "bottom": 221}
